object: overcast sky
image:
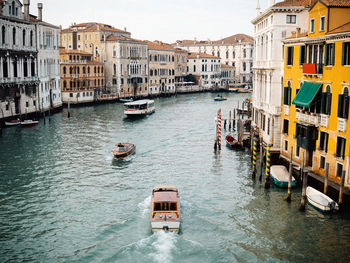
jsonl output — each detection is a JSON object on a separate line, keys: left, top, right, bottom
{"left": 29, "top": 0, "right": 272, "bottom": 43}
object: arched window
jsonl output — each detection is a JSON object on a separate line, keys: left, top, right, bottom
{"left": 113, "top": 64, "right": 116, "bottom": 75}
{"left": 233, "top": 51, "right": 235, "bottom": 58}
{"left": 63, "top": 66, "right": 66, "bottom": 74}
{"left": 101, "top": 67, "right": 103, "bottom": 73}
{"left": 2, "top": 58, "right": 8, "bottom": 77}
{"left": 97, "top": 67, "right": 100, "bottom": 74}
{"left": 155, "top": 69, "right": 158, "bottom": 76}
{"left": 22, "top": 29, "right": 26, "bottom": 46}
{"left": 12, "top": 27, "right": 16, "bottom": 45}
{"left": 321, "top": 85, "right": 332, "bottom": 115}
{"left": 243, "top": 49, "right": 246, "bottom": 58}
{"left": 23, "top": 58, "right": 28, "bottom": 77}
{"left": 338, "top": 87, "right": 349, "bottom": 119}
{"left": 83, "top": 67, "right": 86, "bottom": 74}
{"left": 217, "top": 51, "right": 220, "bottom": 57}
{"left": 63, "top": 81, "right": 67, "bottom": 88}
{"left": 284, "top": 81, "right": 292, "bottom": 106}
{"left": 243, "top": 62, "right": 246, "bottom": 71}
{"left": 70, "top": 81, "right": 72, "bottom": 88}
{"left": 94, "top": 67, "right": 96, "bottom": 74}
{"left": 169, "top": 69, "right": 171, "bottom": 75}
{"left": 150, "top": 69, "right": 153, "bottom": 76}
{"left": 212, "top": 51, "right": 214, "bottom": 56}
{"left": 172, "top": 69, "right": 174, "bottom": 75}
{"left": 2, "top": 26, "right": 5, "bottom": 44}
{"left": 69, "top": 67, "right": 72, "bottom": 74}
{"left": 226, "top": 51, "right": 229, "bottom": 59}
{"left": 88, "top": 67, "right": 90, "bottom": 74}
{"left": 30, "top": 31, "right": 33, "bottom": 46}
{"left": 77, "top": 67, "right": 80, "bottom": 74}
{"left": 73, "top": 55, "right": 76, "bottom": 61}
{"left": 12, "top": 1, "right": 15, "bottom": 15}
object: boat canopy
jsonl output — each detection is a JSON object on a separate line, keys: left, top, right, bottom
{"left": 124, "top": 99, "right": 154, "bottom": 106}
{"left": 153, "top": 185, "right": 178, "bottom": 192}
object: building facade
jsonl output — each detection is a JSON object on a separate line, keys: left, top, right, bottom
{"left": 221, "top": 64, "right": 235, "bottom": 87}
{"left": 187, "top": 52, "right": 221, "bottom": 89}
{"left": 147, "top": 41, "right": 176, "bottom": 96}
{"left": 251, "top": 0, "right": 310, "bottom": 156}
{"left": 0, "top": 0, "right": 39, "bottom": 120}
{"left": 105, "top": 35, "right": 148, "bottom": 99}
{"left": 175, "top": 34, "right": 253, "bottom": 84}
{"left": 281, "top": 0, "right": 350, "bottom": 191}
{"left": 60, "top": 48, "right": 105, "bottom": 104}
{"left": 174, "top": 48, "right": 188, "bottom": 85}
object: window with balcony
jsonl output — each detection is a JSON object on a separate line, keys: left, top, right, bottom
{"left": 342, "top": 42, "right": 350, "bottom": 65}
{"left": 287, "top": 15, "right": 296, "bottom": 24}
{"left": 283, "top": 119, "right": 289, "bottom": 135}
{"left": 286, "top": 46, "right": 293, "bottom": 65}
{"left": 336, "top": 137, "right": 346, "bottom": 159}
{"left": 320, "top": 17, "right": 325, "bottom": 31}
{"left": 337, "top": 87, "right": 349, "bottom": 119}
{"left": 319, "top": 132, "right": 329, "bottom": 152}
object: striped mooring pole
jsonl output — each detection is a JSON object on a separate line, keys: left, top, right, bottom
{"left": 265, "top": 144, "right": 271, "bottom": 189}
{"left": 252, "top": 136, "right": 257, "bottom": 179}
{"left": 217, "top": 109, "right": 222, "bottom": 150}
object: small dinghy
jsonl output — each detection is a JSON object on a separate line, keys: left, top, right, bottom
{"left": 5, "top": 119, "right": 20, "bottom": 126}
{"left": 20, "top": 120, "right": 39, "bottom": 126}
{"left": 225, "top": 135, "right": 241, "bottom": 149}
{"left": 270, "top": 165, "right": 296, "bottom": 188}
{"left": 306, "top": 186, "right": 339, "bottom": 213}
{"left": 214, "top": 95, "right": 227, "bottom": 101}
{"left": 111, "top": 143, "right": 136, "bottom": 159}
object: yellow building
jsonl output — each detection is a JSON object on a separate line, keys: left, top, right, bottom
{"left": 281, "top": 0, "right": 350, "bottom": 192}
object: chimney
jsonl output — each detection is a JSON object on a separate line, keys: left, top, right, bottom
{"left": 37, "top": 3, "right": 43, "bottom": 21}
{"left": 23, "top": 0, "right": 30, "bottom": 21}
{"left": 296, "top": 27, "right": 301, "bottom": 38}
{"left": 124, "top": 27, "right": 127, "bottom": 32}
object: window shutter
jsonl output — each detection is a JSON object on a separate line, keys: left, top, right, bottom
{"left": 327, "top": 93, "right": 332, "bottom": 115}
{"left": 299, "top": 46, "right": 303, "bottom": 65}
{"left": 344, "top": 95, "right": 349, "bottom": 119}
{"left": 331, "top": 43, "right": 335, "bottom": 65}
{"left": 320, "top": 132, "right": 325, "bottom": 149}
{"left": 288, "top": 86, "right": 292, "bottom": 105}
{"left": 336, "top": 137, "right": 341, "bottom": 157}
{"left": 338, "top": 94, "right": 344, "bottom": 118}
{"left": 284, "top": 86, "right": 288, "bottom": 105}
{"left": 291, "top": 47, "right": 294, "bottom": 65}
{"left": 321, "top": 93, "right": 326, "bottom": 114}
{"left": 324, "top": 44, "right": 329, "bottom": 65}
{"left": 342, "top": 42, "right": 346, "bottom": 65}
{"left": 325, "top": 133, "right": 329, "bottom": 153}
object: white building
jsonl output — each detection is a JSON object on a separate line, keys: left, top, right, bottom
{"left": 251, "top": 0, "right": 310, "bottom": 155}
{"left": 0, "top": 0, "right": 39, "bottom": 119}
{"left": 33, "top": 3, "right": 62, "bottom": 112}
{"left": 175, "top": 34, "right": 253, "bottom": 84}
{"left": 187, "top": 52, "right": 221, "bottom": 89}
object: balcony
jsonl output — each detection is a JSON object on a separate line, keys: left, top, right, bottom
{"left": 320, "top": 114, "right": 329, "bottom": 128}
{"left": 296, "top": 109, "right": 320, "bottom": 126}
{"left": 302, "top": 63, "right": 323, "bottom": 76}
{"left": 284, "top": 105, "right": 289, "bottom": 116}
{"left": 337, "top": 118, "right": 347, "bottom": 132}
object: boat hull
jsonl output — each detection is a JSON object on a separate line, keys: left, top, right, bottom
{"left": 306, "top": 186, "right": 339, "bottom": 213}
{"left": 270, "top": 165, "right": 296, "bottom": 188}
{"left": 20, "top": 120, "right": 39, "bottom": 126}
{"left": 151, "top": 221, "right": 180, "bottom": 232}
{"left": 112, "top": 144, "right": 136, "bottom": 159}
{"left": 125, "top": 108, "right": 155, "bottom": 118}
{"left": 5, "top": 120, "right": 20, "bottom": 126}
{"left": 270, "top": 175, "right": 297, "bottom": 188}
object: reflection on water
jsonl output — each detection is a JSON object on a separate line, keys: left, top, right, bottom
{"left": 0, "top": 93, "right": 349, "bottom": 263}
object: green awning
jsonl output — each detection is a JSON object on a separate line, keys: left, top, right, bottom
{"left": 292, "top": 82, "right": 322, "bottom": 107}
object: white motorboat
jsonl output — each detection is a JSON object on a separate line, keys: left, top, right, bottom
{"left": 124, "top": 99, "right": 155, "bottom": 118}
{"left": 306, "top": 186, "right": 339, "bottom": 213}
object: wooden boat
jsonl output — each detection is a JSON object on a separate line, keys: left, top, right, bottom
{"left": 124, "top": 99, "right": 155, "bottom": 118}
{"left": 214, "top": 95, "right": 227, "bottom": 101}
{"left": 306, "top": 186, "right": 339, "bottom": 213}
{"left": 237, "top": 88, "right": 252, "bottom": 93}
{"left": 225, "top": 135, "right": 241, "bottom": 149}
{"left": 5, "top": 119, "right": 21, "bottom": 126}
{"left": 20, "top": 120, "right": 39, "bottom": 126}
{"left": 111, "top": 143, "right": 136, "bottom": 159}
{"left": 120, "top": 98, "right": 133, "bottom": 103}
{"left": 270, "top": 165, "right": 296, "bottom": 188}
{"left": 150, "top": 185, "right": 181, "bottom": 232}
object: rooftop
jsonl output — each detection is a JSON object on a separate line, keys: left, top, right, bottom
{"left": 188, "top": 52, "right": 219, "bottom": 59}
{"left": 62, "top": 22, "right": 128, "bottom": 34}
{"left": 176, "top": 33, "right": 253, "bottom": 46}
{"left": 146, "top": 41, "right": 176, "bottom": 51}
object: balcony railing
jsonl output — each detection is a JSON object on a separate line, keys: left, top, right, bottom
{"left": 284, "top": 105, "right": 290, "bottom": 116}
{"left": 320, "top": 114, "right": 329, "bottom": 128}
{"left": 296, "top": 109, "right": 320, "bottom": 126}
{"left": 302, "top": 63, "right": 323, "bottom": 75}
{"left": 337, "top": 118, "right": 347, "bottom": 132}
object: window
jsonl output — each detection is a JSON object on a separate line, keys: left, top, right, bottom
{"left": 296, "top": 146, "right": 300, "bottom": 158}
{"left": 338, "top": 87, "right": 349, "bottom": 119}
{"left": 284, "top": 140, "right": 288, "bottom": 152}
{"left": 2, "top": 26, "right": 6, "bottom": 44}
{"left": 286, "top": 15, "right": 296, "bottom": 24}
{"left": 283, "top": 82, "right": 292, "bottom": 105}
{"left": 30, "top": 31, "right": 33, "bottom": 46}
{"left": 299, "top": 45, "right": 306, "bottom": 65}
{"left": 193, "top": 65, "right": 196, "bottom": 72}
{"left": 320, "top": 156, "right": 326, "bottom": 169}
{"left": 342, "top": 42, "right": 350, "bottom": 65}
{"left": 336, "top": 163, "right": 343, "bottom": 177}
{"left": 286, "top": 46, "right": 294, "bottom": 65}
{"left": 22, "top": 29, "right": 26, "bottom": 46}
{"left": 325, "top": 43, "right": 335, "bottom": 66}
{"left": 310, "top": 19, "right": 315, "bottom": 33}
{"left": 320, "top": 17, "right": 325, "bottom": 31}
{"left": 321, "top": 85, "right": 332, "bottom": 115}
{"left": 336, "top": 137, "right": 346, "bottom": 159}
{"left": 319, "top": 132, "right": 329, "bottom": 152}
{"left": 283, "top": 119, "right": 289, "bottom": 134}
{"left": 12, "top": 27, "right": 16, "bottom": 45}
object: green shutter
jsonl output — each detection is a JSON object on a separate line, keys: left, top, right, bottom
{"left": 291, "top": 47, "right": 294, "bottom": 65}
{"left": 327, "top": 93, "right": 332, "bottom": 115}
{"left": 331, "top": 43, "right": 335, "bottom": 65}
{"left": 344, "top": 95, "right": 349, "bottom": 119}
{"left": 321, "top": 93, "right": 326, "bottom": 114}
{"left": 324, "top": 44, "right": 329, "bottom": 65}
{"left": 336, "top": 137, "right": 341, "bottom": 157}
{"left": 342, "top": 42, "right": 346, "bottom": 65}
{"left": 338, "top": 94, "right": 344, "bottom": 118}
{"left": 284, "top": 87, "right": 288, "bottom": 105}
{"left": 288, "top": 87, "right": 292, "bottom": 105}
{"left": 325, "top": 133, "right": 329, "bottom": 153}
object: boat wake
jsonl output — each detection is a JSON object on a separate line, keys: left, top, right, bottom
{"left": 149, "top": 231, "right": 178, "bottom": 263}
{"left": 138, "top": 195, "right": 151, "bottom": 217}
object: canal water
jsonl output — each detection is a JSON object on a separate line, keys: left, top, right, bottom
{"left": 0, "top": 92, "right": 349, "bottom": 263}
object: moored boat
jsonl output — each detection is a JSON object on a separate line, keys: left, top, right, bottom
{"left": 111, "top": 143, "right": 136, "bottom": 159}
{"left": 120, "top": 98, "right": 133, "bottom": 103}
{"left": 270, "top": 165, "right": 296, "bottom": 188}
{"left": 150, "top": 185, "right": 181, "bottom": 232}
{"left": 225, "top": 135, "right": 241, "bottom": 149}
{"left": 214, "top": 95, "right": 227, "bottom": 101}
{"left": 124, "top": 99, "right": 155, "bottom": 118}
{"left": 20, "top": 120, "right": 39, "bottom": 126}
{"left": 5, "top": 119, "right": 21, "bottom": 126}
{"left": 306, "top": 186, "right": 339, "bottom": 213}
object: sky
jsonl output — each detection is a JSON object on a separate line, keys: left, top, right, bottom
{"left": 29, "top": 0, "right": 272, "bottom": 43}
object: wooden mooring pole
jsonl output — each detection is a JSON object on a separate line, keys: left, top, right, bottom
{"left": 229, "top": 111, "right": 232, "bottom": 130}
{"left": 324, "top": 163, "right": 329, "bottom": 195}
{"left": 68, "top": 100, "right": 71, "bottom": 118}
{"left": 299, "top": 169, "right": 308, "bottom": 212}
{"left": 339, "top": 170, "right": 346, "bottom": 210}
{"left": 285, "top": 147, "right": 293, "bottom": 202}
{"left": 233, "top": 109, "right": 236, "bottom": 130}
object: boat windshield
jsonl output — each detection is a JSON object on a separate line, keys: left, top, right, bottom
{"left": 154, "top": 202, "right": 177, "bottom": 211}
{"left": 124, "top": 103, "right": 147, "bottom": 110}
